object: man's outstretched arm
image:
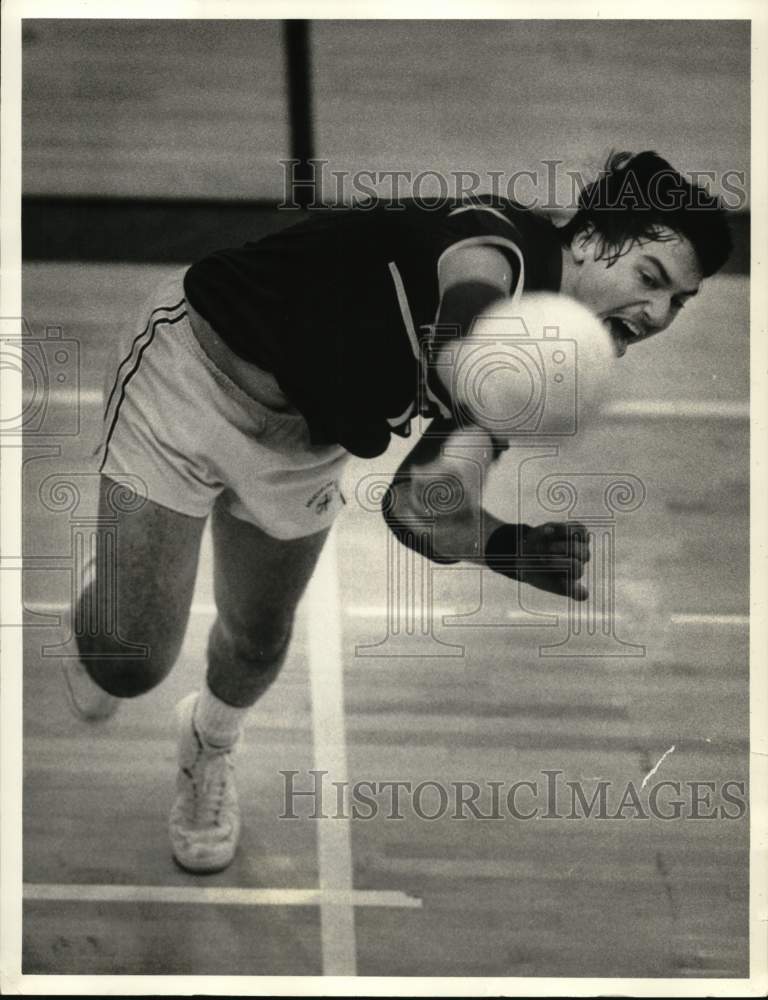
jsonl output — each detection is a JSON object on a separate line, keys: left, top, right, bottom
{"left": 384, "top": 243, "right": 590, "bottom": 600}
{"left": 383, "top": 417, "right": 590, "bottom": 601}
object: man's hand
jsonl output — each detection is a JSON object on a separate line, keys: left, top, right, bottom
{"left": 484, "top": 521, "right": 591, "bottom": 601}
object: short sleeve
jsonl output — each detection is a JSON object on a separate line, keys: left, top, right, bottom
{"left": 436, "top": 205, "right": 526, "bottom": 299}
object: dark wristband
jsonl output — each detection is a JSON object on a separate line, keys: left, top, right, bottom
{"left": 484, "top": 523, "right": 532, "bottom": 578}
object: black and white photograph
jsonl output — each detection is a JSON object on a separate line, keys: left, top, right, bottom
{"left": 1, "top": 1, "right": 765, "bottom": 993}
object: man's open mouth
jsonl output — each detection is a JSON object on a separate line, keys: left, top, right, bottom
{"left": 604, "top": 317, "right": 644, "bottom": 357}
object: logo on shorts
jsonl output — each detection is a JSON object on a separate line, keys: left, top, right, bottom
{"left": 306, "top": 480, "right": 346, "bottom": 514}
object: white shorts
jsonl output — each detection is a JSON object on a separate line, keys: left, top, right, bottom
{"left": 97, "top": 271, "right": 349, "bottom": 539}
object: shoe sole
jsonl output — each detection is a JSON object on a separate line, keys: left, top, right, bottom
{"left": 171, "top": 851, "right": 237, "bottom": 875}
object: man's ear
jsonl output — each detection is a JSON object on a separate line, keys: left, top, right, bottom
{"left": 570, "top": 224, "right": 596, "bottom": 264}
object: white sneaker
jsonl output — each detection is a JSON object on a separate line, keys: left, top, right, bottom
{"left": 62, "top": 659, "right": 121, "bottom": 722}
{"left": 169, "top": 692, "right": 241, "bottom": 874}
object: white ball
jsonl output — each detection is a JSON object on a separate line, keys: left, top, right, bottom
{"left": 451, "top": 292, "right": 615, "bottom": 437}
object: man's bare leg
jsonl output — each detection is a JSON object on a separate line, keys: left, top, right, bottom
{"left": 169, "top": 494, "right": 330, "bottom": 873}
{"left": 207, "top": 496, "right": 330, "bottom": 707}
{"left": 68, "top": 475, "right": 207, "bottom": 718}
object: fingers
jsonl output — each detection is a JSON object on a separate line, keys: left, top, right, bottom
{"left": 564, "top": 523, "right": 589, "bottom": 561}
{"left": 530, "top": 523, "right": 590, "bottom": 569}
{"left": 565, "top": 521, "right": 589, "bottom": 543}
{"left": 539, "top": 521, "right": 584, "bottom": 535}
{"left": 518, "top": 571, "right": 589, "bottom": 601}
{"left": 547, "top": 538, "right": 590, "bottom": 562}
{"left": 539, "top": 521, "right": 589, "bottom": 544}
{"left": 566, "top": 578, "right": 589, "bottom": 602}
{"left": 519, "top": 521, "right": 592, "bottom": 601}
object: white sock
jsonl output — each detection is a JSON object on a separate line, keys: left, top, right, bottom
{"left": 194, "top": 684, "right": 250, "bottom": 748}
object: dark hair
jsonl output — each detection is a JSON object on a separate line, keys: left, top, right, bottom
{"left": 560, "top": 150, "right": 732, "bottom": 277}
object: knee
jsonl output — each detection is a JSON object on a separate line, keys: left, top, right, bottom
{"left": 209, "top": 616, "right": 294, "bottom": 673}
{"left": 76, "top": 632, "right": 179, "bottom": 698}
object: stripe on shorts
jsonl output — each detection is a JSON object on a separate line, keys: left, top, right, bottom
{"left": 101, "top": 299, "right": 186, "bottom": 427}
{"left": 99, "top": 305, "right": 188, "bottom": 473}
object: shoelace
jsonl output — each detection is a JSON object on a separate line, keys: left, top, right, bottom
{"left": 181, "top": 728, "right": 235, "bottom": 827}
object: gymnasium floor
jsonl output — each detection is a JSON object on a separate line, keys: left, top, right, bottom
{"left": 19, "top": 261, "right": 749, "bottom": 978}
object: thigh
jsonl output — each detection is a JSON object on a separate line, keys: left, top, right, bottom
{"left": 79, "top": 475, "right": 207, "bottom": 693}
{"left": 210, "top": 494, "right": 329, "bottom": 644}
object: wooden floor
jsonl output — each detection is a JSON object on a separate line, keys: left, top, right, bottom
{"left": 22, "top": 20, "right": 749, "bottom": 204}
{"left": 18, "top": 263, "right": 749, "bottom": 978}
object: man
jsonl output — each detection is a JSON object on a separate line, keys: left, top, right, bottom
{"left": 63, "top": 150, "right": 731, "bottom": 873}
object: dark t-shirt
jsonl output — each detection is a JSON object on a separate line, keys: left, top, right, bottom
{"left": 184, "top": 198, "right": 563, "bottom": 458}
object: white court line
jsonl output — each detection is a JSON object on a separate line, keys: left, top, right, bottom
{"left": 22, "top": 600, "right": 219, "bottom": 616}
{"left": 22, "top": 883, "right": 420, "bottom": 909}
{"left": 346, "top": 604, "right": 456, "bottom": 620}
{"left": 670, "top": 613, "right": 749, "bottom": 626}
{"left": 56, "top": 389, "right": 749, "bottom": 422}
{"left": 305, "top": 528, "right": 358, "bottom": 976}
{"left": 601, "top": 399, "right": 748, "bottom": 420}
{"left": 190, "top": 602, "right": 216, "bottom": 615}
{"left": 24, "top": 601, "right": 749, "bottom": 629}
{"left": 58, "top": 389, "right": 102, "bottom": 405}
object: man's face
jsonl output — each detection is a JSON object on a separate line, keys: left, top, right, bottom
{"left": 568, "top": 227, "right": 704, "bottom": 357}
